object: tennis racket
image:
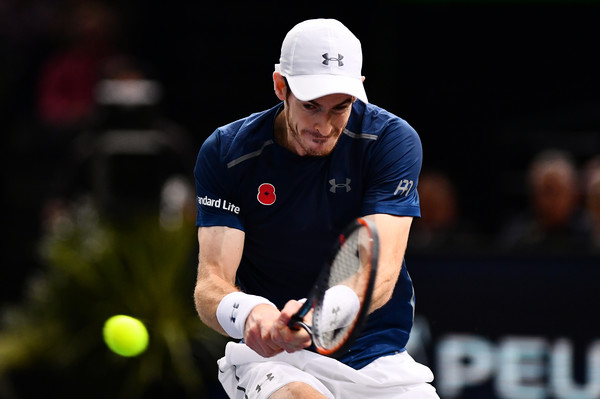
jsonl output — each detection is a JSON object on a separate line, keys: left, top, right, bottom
{"left": 288, "top": 217, "right": 379, "bottom": 358}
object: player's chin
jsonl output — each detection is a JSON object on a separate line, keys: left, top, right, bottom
{"left": 304, "top": 142, "right": 336, "bottom": 157}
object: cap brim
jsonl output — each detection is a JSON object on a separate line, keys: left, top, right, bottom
{"left": 286, "top": 74, "right": 368, "bottom": 104}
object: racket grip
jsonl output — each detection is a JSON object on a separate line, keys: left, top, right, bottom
{"left": 289, "top": 319, "right": 312, "bottom": 337}
{"left": 287, "top": 319, "right": 316, "bottom": 351}
{"left": 288, "top": 313, "right": 304, "bottom": 330}
{"left": 288, "top": 297, "right": 313, "bottom": 330}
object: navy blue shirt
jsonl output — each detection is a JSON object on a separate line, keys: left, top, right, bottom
{"left": 194, "top": 100, "right": 422, "bottom": 369}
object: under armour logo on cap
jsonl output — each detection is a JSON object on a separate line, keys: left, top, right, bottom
{"left": 322, "top": 53, "right": 344, "bottom": 66}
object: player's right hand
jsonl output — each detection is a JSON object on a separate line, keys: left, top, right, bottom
{"left": 270, "top": 299, "right": 313, "bottom": 353}
{"left": 243, "top": 303, "right": 285, "bottom": 357}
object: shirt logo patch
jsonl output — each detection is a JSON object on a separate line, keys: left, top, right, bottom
{"left": 329, "top": 178, "right": 351, "bottom": 193}
{"left": 394, "top": 179, "right": 414, "bottom": 196}
{"left": 257, "top": 183, "right": 276, "bottom": 205}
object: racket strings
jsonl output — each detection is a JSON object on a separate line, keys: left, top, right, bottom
{"left": 313, "top": 227, "right": 371, "bottom": 350}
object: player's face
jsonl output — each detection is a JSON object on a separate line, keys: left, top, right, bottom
{"left": 283, "top": 92, "right": 355, "bottom": 157}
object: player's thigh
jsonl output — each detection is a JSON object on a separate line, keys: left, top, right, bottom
{"left": 269, "top": 381, "right": 329, "bottom": 399}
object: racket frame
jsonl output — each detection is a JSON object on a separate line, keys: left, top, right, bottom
{"left": 288, "top": 217, "right": 379, "bottom": 358}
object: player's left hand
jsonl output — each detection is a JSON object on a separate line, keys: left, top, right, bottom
{"left": 243, "top": 303, "right": 285, "bottom": 358}
{"left": 271, "top": 299, "right": 312, "bottom": 353}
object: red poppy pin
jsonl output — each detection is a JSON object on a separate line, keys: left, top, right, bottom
{"left": 257, "top": 183, "right": 276, "bottom": 205}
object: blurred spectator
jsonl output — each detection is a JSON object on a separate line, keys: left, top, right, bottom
{"left": 582, "top": 156, "right": 600, "bottom": 253}
{"left": 36, "top": 0, "right": 121, "bottom": 132}
{"left": 41, "top": 54, "right": 197, "bottom": 227}
{"left": 496, "top": 149, "right": 589, "bottom": 254}
{"left": 408, "top": 170, "right": 480, "bottom": 253}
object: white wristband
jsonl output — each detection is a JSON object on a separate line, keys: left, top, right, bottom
{"left": 216, "top": 292, "right": 276, "bottom": 339}
{"left": 319, "top": 285, "right": 360, "bottom": 332}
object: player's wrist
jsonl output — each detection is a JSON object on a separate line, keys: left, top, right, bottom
{"left": 216, "top": 292, "right": 276, "bottom": 339}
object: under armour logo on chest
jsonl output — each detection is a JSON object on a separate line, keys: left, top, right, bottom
{"left": 329, "top": 178, "right": 351, "bottom": 193}
{"left": 322, "top": 53, "right": 344, "bottom": 66}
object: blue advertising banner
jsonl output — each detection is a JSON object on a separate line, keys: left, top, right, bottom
{"left": 407, "top": 254, "right": 600, "bottom": 399}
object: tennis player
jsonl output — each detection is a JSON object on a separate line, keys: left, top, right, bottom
{"left": 193, "top": 18, "right": 439, "bottom": 398}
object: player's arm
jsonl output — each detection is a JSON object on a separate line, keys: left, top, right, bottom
{"left": 193, "top": 225, "right": 288, "bottom": 357}
{"left": 363, "top": 213, "right": 413, "bottom": 312}
{"left": 194, "top": 225, "right": 245, "bottom": 335}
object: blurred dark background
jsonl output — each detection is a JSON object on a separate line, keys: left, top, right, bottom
{"left": 1, "top": 1, "right": 599, "bottom": 398}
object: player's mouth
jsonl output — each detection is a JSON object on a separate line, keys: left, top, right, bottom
{"left": 305, "top": 131, "right": 331, "bottom": 144}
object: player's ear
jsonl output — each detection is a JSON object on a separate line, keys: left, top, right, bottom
{"left": 273, "top": 72, "right": 287, "bottom": 101}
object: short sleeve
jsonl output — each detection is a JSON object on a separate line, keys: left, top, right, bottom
{"left": 194, "top": 130, "right": 244, "bottom": 230}
{"left": 361, "top": 119, "right": 422, "bottom": 218}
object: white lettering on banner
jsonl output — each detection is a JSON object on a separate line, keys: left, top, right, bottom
{"left": 496, "top": 337, "right": 547, "bottom": 399}
{"left": 436, "top": 334, "right": 495, "bottom": 398}
{"left": 551, "top": 339, "right": 600, "bottom": 399}
{"left": 197, "top": 196, "right": 240, "bottom": 215}
{"left": 436, "top": 334, "right": 600, "bottom": 399}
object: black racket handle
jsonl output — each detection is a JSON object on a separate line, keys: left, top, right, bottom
{"left": 287, "top": 320, "right": 317, "bottom": 351}
{"left": 290, "top": 320, "right": 311, "bottom": 335}
{"left": 287, "top": 297, "right": 313, "bottom": 330}
{"left": 288, "top": 313, "right": 306, "bottom": 330}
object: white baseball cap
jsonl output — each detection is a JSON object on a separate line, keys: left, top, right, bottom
{"left": 275, "top": 19, "right": 368, "bottom": 103}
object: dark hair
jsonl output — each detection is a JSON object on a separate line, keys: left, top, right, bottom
{"left": 282, "top": 76, "right": 292, "bottom": 100}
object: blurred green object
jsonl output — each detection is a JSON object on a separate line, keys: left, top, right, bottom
{"left": 0, "top": 197, "right": 227, "bottom": 398}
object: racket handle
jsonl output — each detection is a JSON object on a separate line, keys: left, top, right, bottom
{"left": 286, "top": 319, "right": 316, "bottom": 352}
{"left": 288, "top": 297, "right": 313, "bottom": 330}
{"left": 289, "top": 319, "right": 312, "bottom": 337}
{"left": 288, "top": 313, "right": 304, "bottom": 330}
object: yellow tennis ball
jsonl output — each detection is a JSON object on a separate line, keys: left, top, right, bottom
{"left": 103, "top": 315, "right": 149, "bottom": 357}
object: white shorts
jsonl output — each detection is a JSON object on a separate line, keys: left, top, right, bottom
{"left": 217, "top": 342, "right": 439, "bottom": 399}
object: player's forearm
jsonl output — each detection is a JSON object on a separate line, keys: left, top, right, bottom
{"left": 364, "top": 214, "right": 411, "bottom": 312}
{"left": 369, "top": 264, "right": 401, "bottom": 312}
{"left": 195, "top": 226, "right": 245, "bottom": 335}
{"left": 194, "top": 270, "right": 237, "bottom": 336}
